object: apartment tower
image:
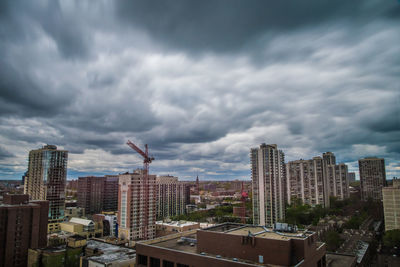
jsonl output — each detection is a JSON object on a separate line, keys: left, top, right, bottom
{"left": 0, "top": 194, "right": 48, "bottom": 267}
{"left": 359, "top": 157, "right": 386, "bottom": 201}
{"left": 118, "top": 171, "right": 156, "bottom": 241}
{"left": 156, "top": 175, "right": 190, "bottom": 220}
{"left": 325, "top": 163, "right": 350, "bottom": 200}
{"left": 286, "top": 157, "right": 329, "bottom": 207}
{"left": 77, "top": 175, "right": 118, "bottom": 214}
{"left": 251, "top": 143, "right": 286, "bottom": 226}
{"left": 24, "top": 145, "right": 67, "bottom": 232}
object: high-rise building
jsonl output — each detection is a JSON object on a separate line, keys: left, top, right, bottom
{"left": 156, "top": 175, "right": 190, "bottom": 220}
{"left": 251, "top": 143, "right": 286, "bottom": 226}
{"left": 383, "top": 179, "right": 400, "bottom": 231}
{"left": 286, "top": 157, "right": 329, "bottom": 207}
{"left": 322, "top": 152, "right": 336, "bottom": 165}
{"left": 348, "top": 172, "right": 356, "bottom": 183}
{"left": 0, "top": 194, "right": 48, "bottom": 267}
{"left": 77, "top": 175, "right": 118, "bottom": 214}
{"left": 118, "top": 171, "right": 156, "bottom": 241}
{"left": 325, "top": 163, "right": 350, "bottom": 200}
{"left": 359, "top": 157, "right": 386, "bottom": 201}
{"left": 24, "top": 145, "right": 68, "bottom": 232}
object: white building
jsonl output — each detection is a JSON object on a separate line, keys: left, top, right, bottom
{"left": 251, "top": 143, "right": 286, "bottom": 226}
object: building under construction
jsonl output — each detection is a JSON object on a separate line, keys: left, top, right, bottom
{"left": 24, "top": 145, "right": 68, "bottom": 233}
{"left": 118, "top": 171, "right": 156, "bottom": 241}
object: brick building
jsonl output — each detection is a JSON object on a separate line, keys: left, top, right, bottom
{"left": 136, "top": 223, "right": 326, "bottom": 267}
{"left": 77, "top": 175, "right": 118, "bottom": 214}
{"left": 0, "top": 194, "right": 48, "bottom": 267}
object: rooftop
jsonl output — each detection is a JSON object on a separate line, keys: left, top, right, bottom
{"left": 204, "top": 223, "right": 312, "bottom": 240}
{"left": 326, "top": 253, "right": 356, "bottom": 267}
{"left": 85, "top": 240, "right": 135, "bottom": 264}
{"left": 69, "top": 217, "right": 94, "bottom": 226}
{"left": 156, "top": 220, "right": 200, "bottom": 227}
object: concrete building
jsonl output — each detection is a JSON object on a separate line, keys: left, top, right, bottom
{"left": 383, "top": 179, "right": 400, "bottom": 231}
{"left": 325, "top": 163, "right": 350, "bottom": 200}
{"left": 136, "top": 223, "right": 326, "bottom": 267}
{"left": 156, "top": 175, "right": 190, "bottom": 220}
{"left": 359, "top": 157, "right": 386, "bottom": 201}
{"left": 348, "top": 172, "right": 356, "bottom": 183}
{"left": 286, "top": 157, "right": 329, "bottom": 208}
{"left": 64, "top": 206, "right": 85, "bottom": 220}
{"left": 24, "top": 145, "right": 68, "bottom": 232}
{"left": 60, "top": 217, "right": 103, "bottom": 238}
{"left": 77, "top": 175, "right": 118, "bottom": 214}
{"left": 93, "top": 214, "right": 118, "bottom": 237}
{"left": 118, "top": 171, "right": 156, "bottom": 241}
{"left": 0, "top": 194, "right": 49, "bottom": 267}
{"left": 251, "top": 143, "right": 286, "bottom": 226}
{"left": 323, "top": 152, "right": 336, "bottom": 165}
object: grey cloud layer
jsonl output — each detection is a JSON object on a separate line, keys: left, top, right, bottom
{"left": 0, "top": 0, "right": 399, "bottom": 180}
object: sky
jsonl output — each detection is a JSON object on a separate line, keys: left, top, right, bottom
{"left": 0, "top": 0, "right": 399, "bottom": 181}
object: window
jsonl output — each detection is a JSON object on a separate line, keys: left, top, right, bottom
{"left": 138, "top": 254, "right": 148, "bottom": 266}
{"left": 163, "top": 260, "right": 174, "bottom": 267}
{"left": 150, "top": 257, "right": 160, "bottom": 267}
{"left": 177, "top": 264, "right": 189, "bottom": 267}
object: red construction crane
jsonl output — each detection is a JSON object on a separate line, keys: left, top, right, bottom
{"left": 126, "top": 140, "right": 155, "bottom": 240}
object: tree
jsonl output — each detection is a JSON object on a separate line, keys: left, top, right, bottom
{"left": 325, "top": 230, "right": 343, "bottom": 251}
{"left": 383, "top": 230, "right": 400, "bottom": 248}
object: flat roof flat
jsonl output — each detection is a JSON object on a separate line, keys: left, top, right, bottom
{"left": 204, "top": 223, "right": 312, "bottom": 240}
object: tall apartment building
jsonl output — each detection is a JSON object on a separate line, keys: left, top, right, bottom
{"left": 359, "top": 157, "right": 386, "bottom": 201}
{"left": 286, "top": 157, "right": 329, "bottom": 207}
{"left": 383, "top": 179, "right": 400, "bottom": 231}
{"left": 0, "top": 194, "right": 48, "bottom": 267}
{"left": 118, "top": 171, "right": 156, "bottom": 241}
{"left": 156, "top": 175, "right": 190, "bottom": 220}
{"left": 251, "top": 143, "right": 286, "bottom": 226}
{"left": 325, "top": 163, "right": 350, "bottom": 200}
{"left": 323, "top": 152, "right": 336, "bottom": 165}
{"left": 77, "top": 175, "right": 118, "bottom": 214}
{"left": 24, "top": 145, "right": 68, "bottom": 232}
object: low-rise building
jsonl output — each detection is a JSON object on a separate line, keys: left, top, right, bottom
{"left": 60, "top": 218, "right": 102, "bottom": 238}
{"left": 156, "top": 220, "right": 200, "bottom": 237}
{"left": 137, "top": 223, "right": 326, "bottom": 267}
{"left": 81, "top": 239, "right": 136, "bottom": 267}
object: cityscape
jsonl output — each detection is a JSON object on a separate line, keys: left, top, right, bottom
{"left": 1, "top": 1, "right": 400, "bottom": 267}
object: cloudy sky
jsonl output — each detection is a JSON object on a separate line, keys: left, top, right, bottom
{"left": 0, "top": 0, "right": 399, "bottom": 181}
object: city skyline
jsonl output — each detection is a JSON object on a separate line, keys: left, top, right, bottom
{"left": 0, "top": 1, "right": 399, "bottom": 181}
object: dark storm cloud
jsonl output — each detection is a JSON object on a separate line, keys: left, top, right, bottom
{"left": 115, "top": 0, "right": 398, "bottom": 53}
{"left": 0, "top": 61, "right": 75, "bottom": 116}
{"left": 0, "top": 1, "right": 90, "bottom": 59}
{"left": 0, "top": 146, "right": 14, "bottom": 160}
{"left": 0, "top": 0, "right": 399, "bottom": 180}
